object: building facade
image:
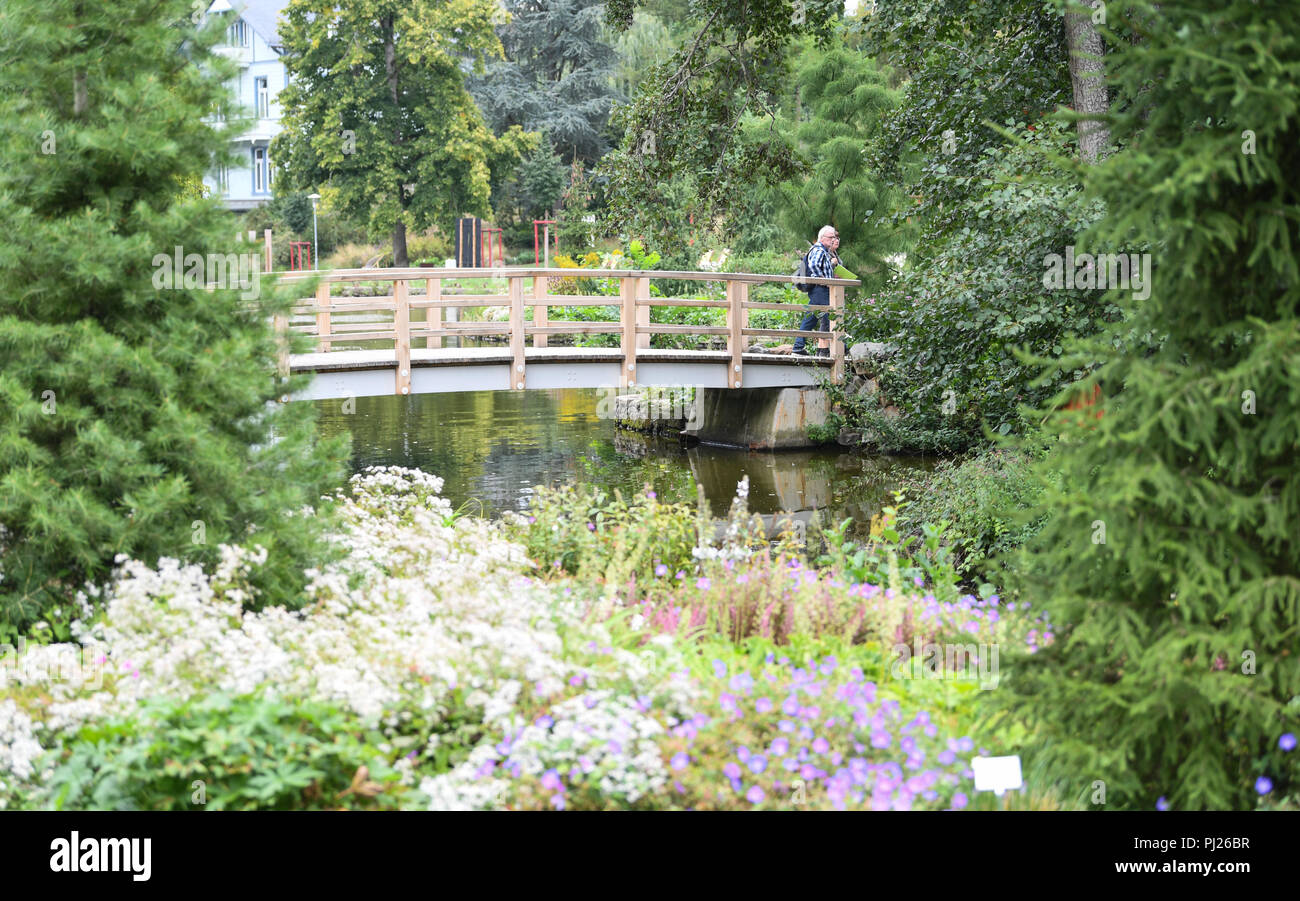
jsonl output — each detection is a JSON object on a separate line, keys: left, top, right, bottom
{"left": 203, "top": 1, "right": 291, "bottom": 211}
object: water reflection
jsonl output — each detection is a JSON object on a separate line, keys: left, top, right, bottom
{"left": 314, "top": 390, "right": 935, "bottom": 529}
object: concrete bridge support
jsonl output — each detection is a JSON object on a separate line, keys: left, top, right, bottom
{"left": 682, "top": 386, "right": 829, "bottom": 450}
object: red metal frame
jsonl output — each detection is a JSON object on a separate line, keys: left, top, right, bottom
{"left": 288, "top": 241, "right": 312, "bottom": 271}
{"left": 480, "top": 227, "right": 505, "bottom": 268}
{"left": 533, "top": 219, "right": 559, "bottom": 264}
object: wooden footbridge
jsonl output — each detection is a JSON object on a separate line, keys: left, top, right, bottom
{"left": 273, "top": 267, "right": 859, "bottom": 400}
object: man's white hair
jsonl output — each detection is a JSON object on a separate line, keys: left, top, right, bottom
{"left": 817, "top": 225, "right": 837, "bottom": 240}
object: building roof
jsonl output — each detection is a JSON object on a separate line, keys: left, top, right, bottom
{"left": 217, "top": 0, "right": 292, "bottom": 50}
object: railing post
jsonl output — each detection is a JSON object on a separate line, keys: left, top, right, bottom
{"left": 635, "top": 275, "right": 650, "bottom": 349}
{"left": 510, "top": 276, "right": 525, "bottom": 389}
{"left": 621, "top": 276, "right": 636, "bottom": 388}
{"left": 830, "top": 284, "right": 845, "bottom": 384}
{"left": 727, "top": 279, "right": 746, "bottom": 389}
{"left": 426, "top": 276, "right": 442, "bottom": 349}
{"left": 315, "top": 281, "right": 331, "bottom": 352}
{"left": 532, "top": 275, "right": 548, "bottom": 348}
{"left": 394, "top": 279, "right": 411, "bottom": 395}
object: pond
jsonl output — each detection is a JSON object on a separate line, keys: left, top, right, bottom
{"left": 314, "top": 390, "right": 936, "bottom": 534}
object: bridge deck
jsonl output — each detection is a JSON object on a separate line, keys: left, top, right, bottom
{"left": 289, "top": 347, "right": 830, "bottom": 400}
{"left": 290, "top": 346, "right": 831, "bottom": 372}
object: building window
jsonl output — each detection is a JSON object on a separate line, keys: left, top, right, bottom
{"left": 217, "top": 164, "right": 229, "bottom": 193}
{"left": 228, "top": 19, "right": 249, "bottom": 48}
{"left": 255, "top": 76, "right": 269, "bottom": 119}
{"left": 253, "top": 147, "right": 268, "bottom": 193}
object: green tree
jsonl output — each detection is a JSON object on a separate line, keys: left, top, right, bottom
{"left": 471, "top": 0, "right": 620, "bottom": 166}
{"left": 0, "top": 0, "right": 345, "bottom": 634}
{"left": 601, "top": 0, "right": 843, "bottom": 240}
{"left": 851, "top": 0, "right": 1117, "bottom": 448}
{"left": 994, "top": 0, "right": 1300, "bottom": 810}
{"left": 773, "top": 42, "right": 909, "bottom": 292}
{"left": 273, "top": 0, "right": 523, "bottom": 267}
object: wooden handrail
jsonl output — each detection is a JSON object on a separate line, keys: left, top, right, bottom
{"left": 280, "top": 267, "right": 858, "bottom": 392}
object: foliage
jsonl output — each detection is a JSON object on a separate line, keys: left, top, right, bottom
{"left": 860, "top": 122, "right": 1114, "bottom": 446}
{"left": 510, "top": 482, "right": 701, "bottom": 588}
{"left": 814, "top": 502, "right": 960, "bottom": 606}
{"left": 844, "top": 2, "right": 1123, "bottom": 447}
{"left": 600, "top": 0, "right": 844, "bottom": 244}
{"left": 273, "top": 0, "right": 529, "bottom": 266}
{"left": 39, "top": 692, "right": 406, "bottom": 811}
{"left": 495, "top": 140, "right": 567, "bottom": 227}
{"left": 893, "top": 445, "right": 1051, "bottom": 583}
{"left": 772, "top": 38, "right": 911, "bottom": 293}
{"left": 471, "top": 0, "right": 620, "bottom": 166}
{"left": 0, "top": 0, "right": 345, "bottom": 633}
{"left": 993, "top": 0, "right": 1300, "bottom": 811}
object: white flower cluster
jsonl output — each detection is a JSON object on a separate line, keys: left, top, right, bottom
{"left": 0, "top": 701, "right": 43, "bottom": 805}
{"left": 0, "top": 466, "right": 698, "bottom": 810}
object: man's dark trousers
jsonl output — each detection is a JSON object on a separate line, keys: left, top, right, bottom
{"left": 793, "top": 284, "right": 830, "bottom": 352}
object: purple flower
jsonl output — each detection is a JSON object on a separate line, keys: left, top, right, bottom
{"left": 1280, "top": 733, "right": 1297, "bottom": 752}
{"left": 770, "top": 737, "right": 790, "bottom": 756}
{"left": 1256, "top": 776, "right": 1274, "bottom": 795}
{"left": 938, "top": 750, "right": 956, "bottom": 766}
{"left": 730, "top": 673, "right": 755, "bottom": 694}
{"left": 723, "top": 762, "right": 742, "bottom": 780}
{"left": 712, "top": 659, "right": 727, "bottom": 678}
{"left": 655, "top": 564, "right": 668, "bottom": 577}
{"left": 812, "top": 737, "right": 830, "bottom": 754}
{"left": 675, "top": 570, "right": 686, "bottom": 580}
{"left": 778, "top": 719, "right": 795, "bottom": 733}
{"left": 1155, "top": 797, "right": 1169, "bottom": 811}
{"left": 951, "top": 792, "right": 968, "bottom": 810}
{"left": 535, "top": 715, "right": 554, "bottom": 729}
{"left": 746, "top": 785, "right": 765, "bottom": 804}
{"left": 736, "top": 746, "right": 752, "bottom": 763}
{"left": 671, "top": 752, "right": 689, "bottom": 771}
{"left": 551, "top": 794, "right": 566, "bottom": 810}
{"left": 696, "top": 577, "right": 712, "bottom": 590}
{"left": 540, "top": 769, "right": 563, "bottom": 792}
{"left": 607, "top": 740, "right": 623, "bottom": 754}
{"left": 646, "top": 490, "right": 657, "bottom": 499}
{"left": 748, "top": 755, "right": 768, "bottom": 774}
{"left": 755, "top": 697, "right": 774, "bottom": 714}
{"left": 871, "top": 731, "right": 891, "bottom": 749}
{"left": 956, "top": 737, "right": 975, "bottom": 752}
{"left": 587, "top": 522, "right": 596, "bottom": 531}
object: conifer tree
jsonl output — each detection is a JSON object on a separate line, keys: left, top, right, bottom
{"left": 774, "top": 42, "right": 909, "bottom": 292}
{"left": 994, "top": 0, "right": 1300, "bottom": 809}
{"left": 0, "top": 0, "right": 345, "bottom": 633}
{"left": 471, "top": 0, "right": 620, "bottom": 166}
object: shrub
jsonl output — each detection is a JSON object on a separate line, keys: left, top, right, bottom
{"left": 511, "top": 483, "right": 701, "bottom": 589}
{"left": 893, "top": 445, "right": 1051, "bottom": 583}
{"left": 38, "top": 692, "right": 406, "bottom": 810}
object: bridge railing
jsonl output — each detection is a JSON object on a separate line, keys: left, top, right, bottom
{"left": 272, "top": 268, "right": 860, "bottom": 394}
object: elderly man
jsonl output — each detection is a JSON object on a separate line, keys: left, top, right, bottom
{"left": 793, "top": 225, "right": 840, "bottom": 356}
